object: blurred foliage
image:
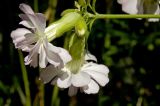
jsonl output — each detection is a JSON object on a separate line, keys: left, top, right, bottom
{"left": 0, "top": 0, "right": 160, "bottom": 106}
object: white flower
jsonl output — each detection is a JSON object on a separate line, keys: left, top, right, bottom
{"left": 57, "top": 62, "right": 109, "bottom": 96}
{"left": 11, "top": 3, "right": 71, "bottom": 68}
{"left": 118, "top": 0, "right": 160, "bottom": 21}
{"left": 118, "top": 0, "right": 138, "bottom": 14}
{"left": 85, "top": 52, "right": 97, "bottom": 62}
{"left": 40, "top": 54, "right": 109, "bottom": 96}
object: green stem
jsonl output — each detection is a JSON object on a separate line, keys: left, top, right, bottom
{"left": 51, "top": 85, "right": 59, "bottom": 106}
{"left": 38, "top": 69, "right": 45, "bottom": 106}
{"left": 88, "top": 13, "right": 160, "bottom": 19}
{"left": 69, "top": 96, "right": 77, "bottom": 106}
{"left": 34, "top": 0, "right": 38, "bottom": 12}
{"left": 39, "top": 84, "right": 45, "bottom": 106}
{"left": 136, "top": 96, "right": 143, "bottom": 106}
{"left": 13, "top": 77, "right": 26, "bottom": 105}
{"left": 92, "top": 0, "right": 96, "bottom": 13}
{"left": 34, "top": 75, "right": 45, "bottom": 106}
{"left": 18, "top": 50, "right": 31, "bottom": 106}
{"left": 49, "top": 0, "right": 58, "bottom": 23}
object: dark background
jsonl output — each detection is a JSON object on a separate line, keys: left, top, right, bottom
{"left": 0, "top": 0, "right": 160, "bottom": 106}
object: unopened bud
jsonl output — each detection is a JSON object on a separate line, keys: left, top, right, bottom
{"left": 75, "top": 18, "right": 87, "bottom": 37}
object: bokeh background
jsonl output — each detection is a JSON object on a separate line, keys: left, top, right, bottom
{"left": 0, "top": 0, "right": 160, "bottom": 106}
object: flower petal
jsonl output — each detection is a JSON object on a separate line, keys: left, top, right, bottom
{"left": 68, "top": 86, "right": 78, "bottom": 96}
{"left": 82, "top": 63, "right": 109, "bottom": 75}
{"left": 47, "top": 50, "right": 62, "bottom": 67}
{"left": 71, "top": 72, "right": 91, "bottom": 87}
{"left": 11, "top": 28, "right": 31, "bottom": 43}
{"left": 118, "top": 0, "right": 138, "bottom": 14}
{"left": 24, "top": 55, "right": 32, "bottom": 65}
{"left": 46, "top": 42, "right": 64, "bottom": 67}
{"left": 87, "top": 72, "right": 109, "bottom": 86}
{"left": 40, "top": 65, "right": 59, "bottom": 84}
{"left": 25, "top": 51, "right": 38, "bottom": 68}
{"left": 85, "top": 53, "right": 97, "bottom": 62}
{"left": 51, "top": 77, "right": 58, "bottom": 85}
{"left": 48, "top": 43, "right": 72, "bottom": 64}
{"left": 35, "top": 13, "right": 46, "bottom": 30}
{"left": 19, "top": 14, "right": 31, "bottom": 22}
{"left": 147, "top": 4, "right": 160, "bottom": 22}
{"left": 19, "top": 13, "right": 46, "bottom": 32}
{"left": 19, "top": 20, "right": 35, "bottom": 28}
{"left": 117, "top": 0, "right": 128, "bottom": 4}
{"left": 39, "top": 44, "right": 47, "bottom": 68}
{"left": 58, "top": 48, "right": 72, "bottom": 64}
{"left": 83, "top": 80, "right": 99, "bottom": 94}
{"left": 10, "top": 28, "right": 35, "bottom": 51}
{"left": 25, "top": 14, "right": 46, "bottom": 32}
{"left": 48, "top": 43, "right": 61, "bottom": 54}
{"left": 82, "top": 63, "right": 109, "bottom": 86}
{"left": 24, "top": 41, "right": 40, "bottom": 67}
{"left": 57, "top": 71, "right": 71, "bottom": 88}
{"left": 16, "top": 33, "right": 37, "bottom": 48}
{"left": 19, "top": 3, "right": 34, "bottom": 14}
{"left": 21, "top": 45, "right": 34, "bottom": 52}
{"left": 24, "top": 33, "right": 37, "bottom": 44}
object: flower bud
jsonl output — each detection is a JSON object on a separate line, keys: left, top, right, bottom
{"left": 75, "top": 17, "right": 87, "bottom": 37}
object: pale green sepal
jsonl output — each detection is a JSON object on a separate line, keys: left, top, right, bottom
{"left": 75, "top": 1, "right": 81, "bottom": 10}
{"left": 45, "top": 12, "right": 82, "bottom": 42}
{"left": 61, "top": 9, "right": 78, "bottom": 16}
{"left": 65, "top": 33, "right": 86, "bottom": 74}
{"left": 68, "top": 33, "right": 85, "bottom": 59}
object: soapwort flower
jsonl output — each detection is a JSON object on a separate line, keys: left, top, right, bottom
{"left": 118, "top": 0, "right": 160, "bottom": 21}
{"left": 40, "top": 54, "right": 109, "bottom": 96}
{"left": 11, "top": 3, "right": 71, "bottom": 68}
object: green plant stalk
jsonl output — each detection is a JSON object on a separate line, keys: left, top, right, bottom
{"left": 18, "top": 50, "right": 31, "bottom": 106}
{"left": 89, "top": 14, "right": 160, "bottom": 19}
{"left": 69, "top": 96, "right": 77, "bottom": 106}
{"left": 44, "top": 0, "right": 57, "bottom": 23}
{"left": 136, "top": 96, "right": 143, "bottom": 106}
{"left": 39, "top": 83, "right": 45, "bottom": 106}
{"left": 51, "top": 85, "right": 59, "bottom": 106}
{"left": 13, "top": 77, "right": 26, "bottom": 105}
{"left": 38, "top": 68, "right": 45, "bottom": 106}
{"left": 91, "top": 0, "right": 96, "bottom": 13}
{"left": 34, "top": 0, "right": 38, "bottom": 12}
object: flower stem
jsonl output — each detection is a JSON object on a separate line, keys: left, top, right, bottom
{"left": 34, "top": 0, "right": 38, "bottom": 12}
{"left": 69, "top": 96, "right": 77, "bottom": 106}
{"left": 18, "top": 50, "right": 31, "bottom": 106}
{"left": 38, "top": 78, "right": 45, "bottom": 106}
{"left": 88, "top": 14, "right": 160, "bottom": 19}
{"left": 51, "top": 85, "right": 60, "bottom": 106}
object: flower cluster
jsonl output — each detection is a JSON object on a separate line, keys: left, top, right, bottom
{"left": 118, "top": 0, "right": 160, "bottom": 21}
{"left": 11, "top": 3, "right": 109, "bottom": 96}
{"left": 40, "top": 53, "right": 109, "bottom": 96}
